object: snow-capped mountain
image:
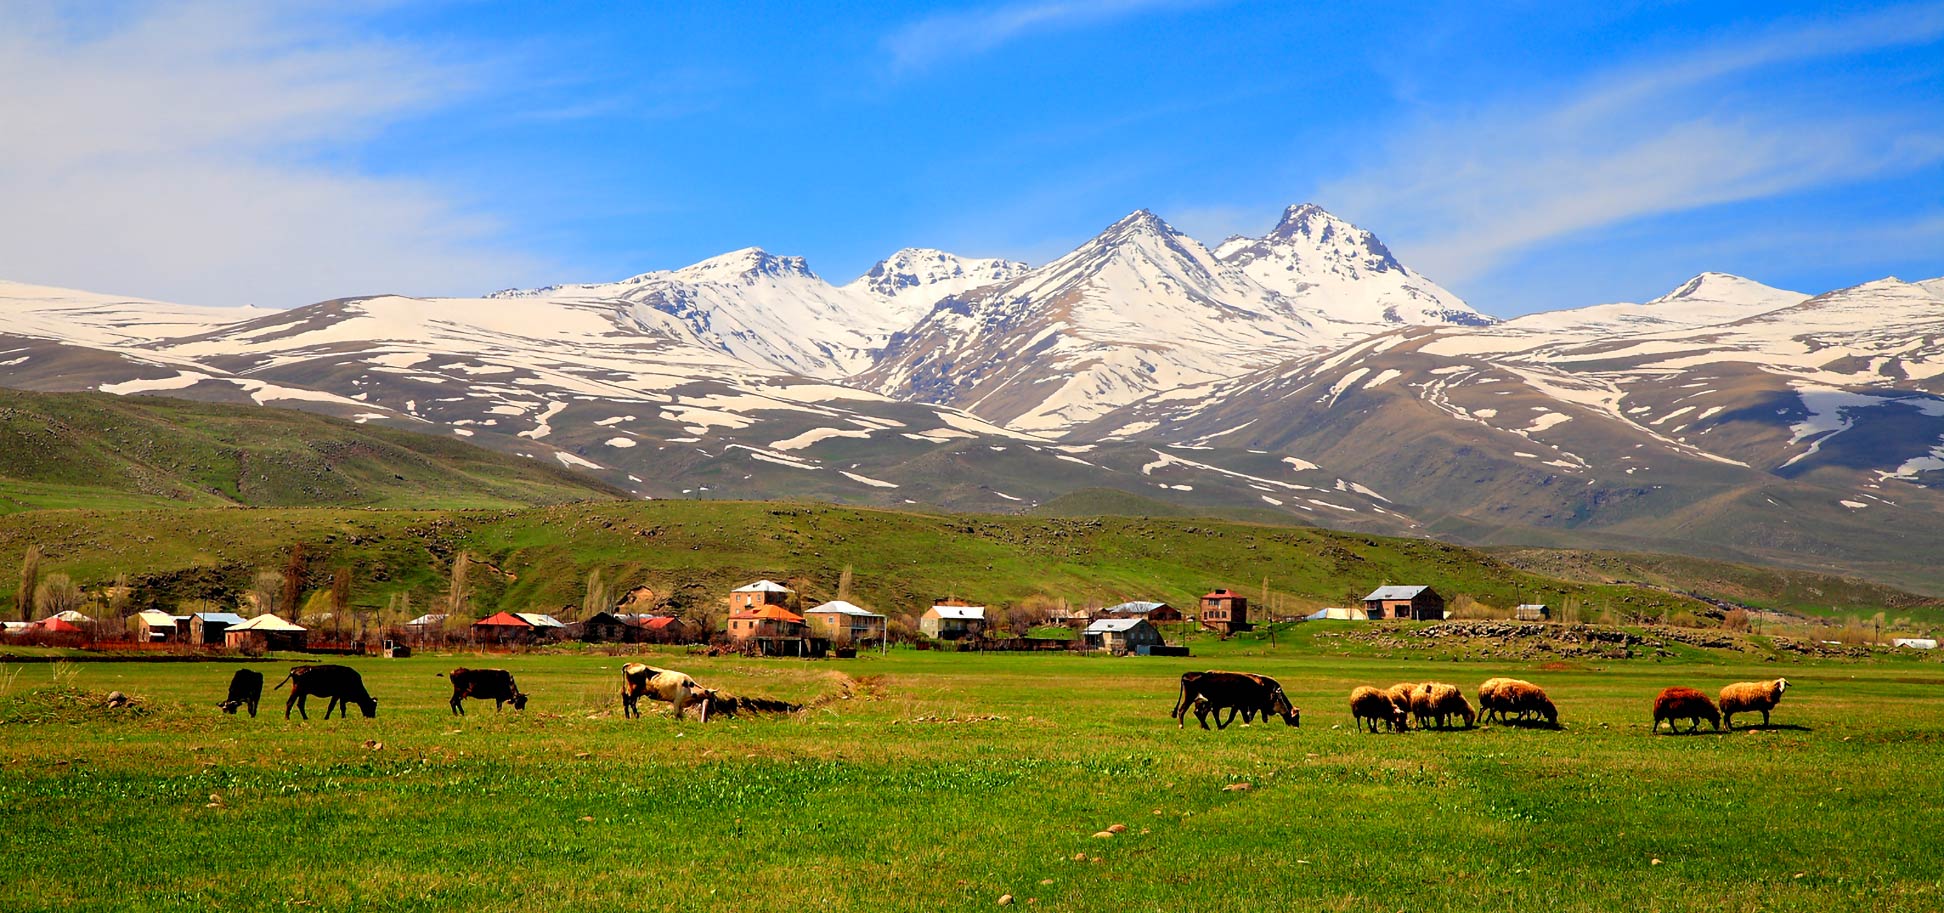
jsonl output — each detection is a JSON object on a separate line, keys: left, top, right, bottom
{"left": 1503, "top": 272, "right": 1807, "bottom": 335}
{"left": 841, "top": 248, "right": 1030, "bottom": 313}
{"left": 860, "top": 207, "right": 1489, "bottom": 431}
{"left": 1214, "top": 204, "right": 1493, "bottom": 328}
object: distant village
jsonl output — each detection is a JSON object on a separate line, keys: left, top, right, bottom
{"left": 1, "top": 573, "right": 1537, "bottom": 657}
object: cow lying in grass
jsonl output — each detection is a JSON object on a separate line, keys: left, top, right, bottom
{"left": 620, "top": 663, "right": 714, "bottom": 721}
{"left": 218, "top": 668, "right": 262, "bottom": 717}
{"left": 440, "top": 667, "right": 528, "bottom": 715}
{"left": 276, "top": 665, "right": 377, "bottom": 720}
{"left": 1171, "top": 670, "right": 1299, "bottom": 730}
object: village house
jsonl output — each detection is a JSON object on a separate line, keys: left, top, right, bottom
{"left": 1515, "top": 604, "right": 1551, "bottom": 621}
{"left": 131, "top": 610, "right": 187, "bottom": 642}
{"left": 1363, "top": 586, "right": 1447, "bottom": 620}
{"left": 224, "top": 614, "right": 309, "bottom": 652}
{"left": 472, "top": 611, "right": 539, "bottom": 645}
{"left": 920, "top": 600, "right": 987, "bottom": 640}
{"left": 1199, "top": 589, "right": 1252, "bottom": 635}
{"left": 639, "top": 615, "right": 695, "bottom": 644}
{"left": 574, "top": 611, "right": 645, "bottom": 643}
{"left": 189, "top": 612, "right": 246, "bottom": 646}
{"left": 804, "top": 600, "right": 887, "bottom": 645}
{"left": 727, "top": 604, "right": 807, "bottom": 641}
{"left": 1047, "top": 607, "right": 1094, "bottom": 627}
{"left": 1084, "top": 617, "right": 1164, "bottom": 654}
{"left": 1100, "top": 601, "right": 1184, "bottom": 622}
{"left": 729, "top": 580, "right": 794, "bottom": 613}
{"left": 515, "top": 613, "right": 567, "bottom": 640}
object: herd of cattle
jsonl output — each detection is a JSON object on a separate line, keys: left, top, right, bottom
{"left": 210, "top": 663, "right": 1794, "bottom": 733}
{"left": 1169, "top": 670, "right": 1793, "bottom": 733}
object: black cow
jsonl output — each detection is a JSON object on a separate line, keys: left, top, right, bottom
{"left": 1172, "top": 670, "right": 1300, "bottom": 730}
{"left": 275, "top": 665, "right": 378, "bottom": 719}
{"left": 218, "top": 668, "right": 263, "bottom": 717}
{"left": 440, "top": 667, "right": 527, "bottom": 715}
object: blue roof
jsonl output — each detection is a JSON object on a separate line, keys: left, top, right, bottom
{"left": 192, "top": 612, "right": 246, "bottom": 624}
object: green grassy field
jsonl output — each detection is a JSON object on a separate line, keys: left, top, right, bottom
{"left": 3, "top": 638, "right": 1941, "bottom": 912}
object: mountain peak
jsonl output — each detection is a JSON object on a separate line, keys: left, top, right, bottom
{"left": 675, "top": 247, "right": 816, "bottom": 283}
{"left": 1649, "top": 272, "right": 1802, "bottom": 308}
{"left": 846, "top": 248, "right": 1030, "bottom": 307}
{"left": 1262, "top": 203, "right": 1400, "bottom": 271}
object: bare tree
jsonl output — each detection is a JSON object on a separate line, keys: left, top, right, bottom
{"left": 280, "top": 544, "right": 308, "bottom": 620}
{"left": 445, "top": 551, "right": 472, "bottom": 616}
{"left": 248, "top": 570, "right": 284, "bottom": 616}
{"left": 330, "top": 568, "right": 351, "bottom": 640}
{"left": 35, "top": 574, "right": 84, "bottom": 616}
{"left": 17, "top": 545, "right": 41, "bottom": 622}
{"left": 837, "top": 564, "right": 854, "bottom": 601}
{"left": 580, "top": 568, "right": 609, "bottom": 620}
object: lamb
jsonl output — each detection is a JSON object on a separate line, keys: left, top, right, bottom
{"left": 1652, "top": 686, "right": 1720, "bottom": 733}
{"left": 1349, "top": 686, "right": 1408, "bottom": 733}
{"left": 1410, "top": 681, "right": 1475, "bottom": 730}
{"left": 1718, "top": 678, "right": 1790, "bottom": 729}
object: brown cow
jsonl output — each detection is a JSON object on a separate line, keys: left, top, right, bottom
{"left": 440, "top": 667, "right": 527, "bottom": 715}
{"left": 1171, "top": 670, "right": 1299, "bottom": 730}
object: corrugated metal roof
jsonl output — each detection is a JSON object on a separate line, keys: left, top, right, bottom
{"left": 930, "top": 605, "right": 985, "bottom": 620}
{"left": 192, "top": 612, "right": 247, "bottom": 624}
{"left": 230, "top": 613, "right": 307, "bottom": 632}
{"left": 474, "top": 611, "right": 533, "bottom": 627}
{"left": 1364, "top": 585, "right": 1430, "bottom": 601}
{"left": 405, "top": 613, "right": 449, "bottom": 626}
{"left": 807, "top": 600, "right": 884, "bottom": 618}
{"left": 1516, "top": 604, "right": 1549, "bottom": 610}
{"left": 515, "top": 613, "right": 565, "bottom": 628}
{"left": 51, "top": 610, "right": 94, "bottom": 623}
{"left": 733, "top": 579, "right": 794, "bottom": 593}
{"left": 1085, "top": 617, "right": 1150, "bottom": 633}
{"left": 134, "top": 611, "right": 179, "bottom": 626}
{"left": 1103, "top": 601, "right": 1167, "bottom": 614}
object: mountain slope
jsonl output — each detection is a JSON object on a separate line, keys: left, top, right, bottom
{"left": 1214, "top": 204, "right": 1492, "bottom": 327}
{"left": 0, "top": 389, "right": 623, "bottom": 511}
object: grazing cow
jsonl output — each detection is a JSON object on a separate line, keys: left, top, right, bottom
{"left": 1171, "top": 670, "right": 1300, "bottom": 730}
{"left": 275, "top": 665, "right": 378, "bottom": 720}
{"left": 218, "top": 668, "right": 263, "bottom": 717}
{"left": 440, "top": 667, "right": 527, "bottom": 715}
{"left": 620, "top": 663, "right": 713, "bottom": 721}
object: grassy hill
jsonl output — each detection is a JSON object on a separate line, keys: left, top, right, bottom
{"left": 0, "top": 389, "right": 624, "bottom": 512}
{"left": 3, "top": 499, "right": 1938, "bottom": 628}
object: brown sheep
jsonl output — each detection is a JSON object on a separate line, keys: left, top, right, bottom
{"left": 1477, "top": 677, "right": 1514, "bottom": 723}
{"left": 1410, "top": 682, "right": 1476, "bottom": 730}
{"left": 1383, "top": 682, "right": 1418, "bottom": 715}
{"left": 1349, "top": 686, "right": 1408, "bottom": 733}
{"left": 1718, "top": 678, "right": 1790, "bottom": 728}
{"left": 1652, "top": 686, "right": 1720, "bottom": 733}
{"left": 1498, "top": 680, "right": 1558, "bottom": 727}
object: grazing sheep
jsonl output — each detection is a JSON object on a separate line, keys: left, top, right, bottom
{"left": 1383, "top": 682, "right": 1418, "bottom": 715}
{"left": 1718, "top": 678, "right": 1790, "bottom": 728}
{"left": 1498, "top": 680, "right": 1558, "bottom": 727}
{"left": 1410, "top": 682, "right": 1476, "bottom": 730}
{"left": 1652, "top": 686, "right": 1720, "bottom": 733}
{"left": 1350, "top": 686, "right": 1408, "bottom": 733}
{"left": 1477, "top": 677, "right": 1514, "bottom": 724}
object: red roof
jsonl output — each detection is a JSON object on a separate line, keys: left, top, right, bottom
{"left": 35, "top": 617, "right": 83, "bottom": 633}
{"left": 727, "top": 605, "right": 804, "bottom": 623}
{"left": 472, "top": 611, "right": 533, "bottom": 628}
{"left": 642, "top": 617, "right": 684, "bottom": 630}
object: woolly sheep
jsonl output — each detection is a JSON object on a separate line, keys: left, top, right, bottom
{"left": 1652, "top": 686, "right": 1720, "bottom": 734}
{"left": 1477, "top": 677, "right": 1514, "bottom": 723}
{"left": 1410, "top": 681, "right": 1475, "bottom": 730}
{"left": 1718, "top": 678, "right": 1790, "bottom": 729}
{"left": 1498, "top": 680, "right": 1558, "bottom": 727}
{"left": 1349, "top": 686, "right": 1408, "bottom": 733}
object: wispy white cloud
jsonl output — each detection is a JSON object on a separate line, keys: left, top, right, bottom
{"left": 0, "top": 2, "right": 542, "bottom": 307}
{"left": 1317, "top": 4, "right": 1944, "bottom": 286}
{"left": 884, "top": 0, "right": 1207, "bottom": 72}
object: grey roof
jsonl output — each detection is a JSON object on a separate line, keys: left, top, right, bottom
{"left": 1086, "top": 617, "right": 1151, "bottom": 633}
{"left": 405, "top": 613, "right": 449, "bottom": 626}
{"left": 1103, "top": 601, "right": 1167, "bottom": 615}
{"left": 1516, "top": 604, "right": 1549, "bottom": 610}
{"left": 516, "top": 613, "right": 565, "bottom": 628}
{"left": 733, "top": 579, "right": 794, "bottom": 593}
{"left": 808, "top": 600, "right": 884, "bottom": 618}
{"left": 1363, "top": 585, "right": 1431, "bottom": 601}
{"left": 192, "top": 612, "right": 247, "bottom": 625}
{"left": 930, "top": 605, "right": 985, "bottom": 620}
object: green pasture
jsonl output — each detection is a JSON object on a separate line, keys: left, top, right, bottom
{"left": 2, "top": 642, "right": 1941, "bottom": 912}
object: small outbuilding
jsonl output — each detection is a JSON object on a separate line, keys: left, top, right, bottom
{"left": 920, "top": 602, "right": 987, "bottom": 640}
{"left": 1893, "top": 638, "right": 1939, "bottom": 650}
{"left": 224, "top": 613, "right": 309, "bottom": 651}
{"left": 189, "top": 612, "right": 247, "bottom": 645}
{"left": 1362, "top": 586, "right": 1446, "bottom": 621}
{"left": 515, "top": 613, "right": 567, "bottom": 641}
{"left": 1199, "top": 589, "right": 1252, "bottom": 635}
{"left": 805, "top": 600, "right": 887, "bottom": 645}
{"left": 1515, "top": 604, "right": 1551, "bottom": 621}
{"left": 1084, "top": 617, "right": 1164, "bottom": 654}
{"left": 1305, "top": 607, "right": 1377, "bottom": 621}
{"left": 131, "top": 610, "right": 186, "bottom": 642}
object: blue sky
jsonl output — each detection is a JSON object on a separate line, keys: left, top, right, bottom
{"left": 2, "top": 1, "right": 1940, "bottom": 315}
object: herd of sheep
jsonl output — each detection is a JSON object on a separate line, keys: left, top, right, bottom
{"left": 1344, "top": 677, "right": 1790, "bottom": 734}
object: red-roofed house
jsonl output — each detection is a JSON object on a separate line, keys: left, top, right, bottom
{"left": 472, "top": 610, "right": 535, "bottom": 645}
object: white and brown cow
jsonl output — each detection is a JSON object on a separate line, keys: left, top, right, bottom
{"left": 620, "top": 663, "right": 714, "bottom": 721}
